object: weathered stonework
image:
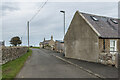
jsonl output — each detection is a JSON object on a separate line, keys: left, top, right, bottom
{"left": 0, "top": 48, "right": 1, "bottom": 79}
{"left": 1, "top": 47, "right": 28, "bottom": 64}
{"left": 98, "top": 52, "right": 117, "bottom": 65}
{"left": 98, "top": 39, "right": 119, "bottom": 67}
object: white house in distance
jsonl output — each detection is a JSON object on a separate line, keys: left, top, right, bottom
{"left": 54, "top": 40, "right": 64, "bottom": 53}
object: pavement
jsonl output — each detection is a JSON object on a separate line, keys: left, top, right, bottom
{"left": 41, "top": 49, "right": 118, "bottom": 79}
{"left": 16, "top": 48, "right": 100, "bottom": 79}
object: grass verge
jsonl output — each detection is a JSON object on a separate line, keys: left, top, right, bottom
{"left": 2, "top": 49, "right": 32, "bottom": 80}
{"left": 31, "top": 47, "right": 40, "bottom": 49}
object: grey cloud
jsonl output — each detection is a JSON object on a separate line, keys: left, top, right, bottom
{"left": 2, "top": 5, "right": 19, "bottom": 11}
{"left": 1, "top": 2, "right": 20, "bottom": 16}
{"left": 2, "top": 2, "right": 20, "bottom": 11}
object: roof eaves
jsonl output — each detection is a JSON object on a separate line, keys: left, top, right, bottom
{"left": 99, "top": 36, "right": 120, "bottom": 39}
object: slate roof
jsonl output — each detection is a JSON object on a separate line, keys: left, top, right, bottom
{"left": 40, "top": 42, "right": 44, "bottom": 45}
{"left": 44, "top": 40, "right": 51, "bottom": 44}
{"left": 44, "top": 40, "right": 51, "bottom": 42}
{"left": 56, "top": 40, "right": 64, "bottom": 43}
{"left": 40, "top": 40, "right": 51, "bottom": 45}
{"left": 79, "top": 12, "right": 119, "bottom": 38}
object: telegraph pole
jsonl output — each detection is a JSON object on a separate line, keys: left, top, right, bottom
{"left": 27, "top": 21, "right": 29, "bottom": 49}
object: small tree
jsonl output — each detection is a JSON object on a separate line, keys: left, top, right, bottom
{"left": 10, "top": 36, "right": 22, "bottom": 46}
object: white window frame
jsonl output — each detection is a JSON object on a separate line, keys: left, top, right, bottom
{"left": 110, "top": 40, "right": 117, "bottom": 54}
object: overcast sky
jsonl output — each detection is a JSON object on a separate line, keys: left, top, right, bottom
{"left": 0, "top": 1, "right": 119, "bottom": 46}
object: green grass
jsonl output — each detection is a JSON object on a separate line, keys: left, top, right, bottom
{"left": 2, "top": 49, "right": 32, "bottom": 80}
{"left": 31, "top": 47, "right": 40, "bottom": 49}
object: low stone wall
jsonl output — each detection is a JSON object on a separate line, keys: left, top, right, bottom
{"left": 2, "top": 47, "right": 28, "bottom": 64}
{"left": 0, "top": 47, "right": 2, "bottom": 65}
{"left": 98, "top": 52, "right": 118, "bottom": 67}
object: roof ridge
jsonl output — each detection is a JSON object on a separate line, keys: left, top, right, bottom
{"left": 78, "top": 11, "right": 118, "bottom": 19}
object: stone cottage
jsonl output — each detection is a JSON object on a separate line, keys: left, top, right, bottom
{"left": 64, "top": 11, "right": 119, "bottom": 66}
{"left": 40, "top": 36, "right": 55, "bottom": 50}
{"left": 0, "top": 41, "right": 5, "bottom": 47}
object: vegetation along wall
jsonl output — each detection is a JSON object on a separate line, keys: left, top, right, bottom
{"left": 2, "top": 47, "right": 28, "bottom": 64}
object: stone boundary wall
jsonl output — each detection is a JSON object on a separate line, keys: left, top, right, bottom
{"left": 98, "top": 52, "right": 118, "bottom": 68}
{"left": 2, "top": 47, "right": 28, "bottom": 64}
{"left": 0, "top": 47, "right": 2, "bottom": 65}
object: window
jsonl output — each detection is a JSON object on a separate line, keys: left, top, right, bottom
{"left": 90, "top": 16, "right": 98, "bottom": 21}
{"left": 110, "top": 40, "right": 117, "bottom": 53}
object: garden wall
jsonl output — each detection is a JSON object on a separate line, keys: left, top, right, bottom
{"left": 98, "top": 52, "right": 119, "bottom": 68}
{"left": 2, "top": 47, "right": 28, "bottom": 64}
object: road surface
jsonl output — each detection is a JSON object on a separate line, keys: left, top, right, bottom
{"left": 16, "top": 49, "right": 98, "bottom": 78}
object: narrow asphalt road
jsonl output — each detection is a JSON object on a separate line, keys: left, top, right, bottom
{"left": 16, "top": 48, "right": 98, "bottom": 78}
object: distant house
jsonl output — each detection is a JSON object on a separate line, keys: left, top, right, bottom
{"left": 40, "top": 36, "right": 55, "bottom": 50}
{"left": 0, "top": 42, "right": 2, "bottom": 47}
{"left": 40, "top": 42, "right": 44, "bottom": 48}
{"left": 64, "top": 11, "right": 119, "bottom": 66}
{"left": 0, "top": 41, "right": 5, "bottom": 47}
{"left": 55, "top": 40, "right": 64, "bottom": 53}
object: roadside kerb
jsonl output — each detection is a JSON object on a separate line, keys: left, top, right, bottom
{"left": 51, "top": 54, "right": 105, "bottom": 80}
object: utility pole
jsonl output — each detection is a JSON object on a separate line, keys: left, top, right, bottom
{"left": 27, "top": 21, "right": 29, "bottom": 49}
